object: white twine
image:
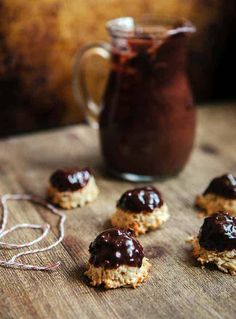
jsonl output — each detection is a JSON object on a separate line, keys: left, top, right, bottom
{"left": 0, "top": 194, "right": 66, "bottom": 271}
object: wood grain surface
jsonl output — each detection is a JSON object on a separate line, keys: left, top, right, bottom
{"left": 0, "top": 103, "right": 235, "bottom": 319}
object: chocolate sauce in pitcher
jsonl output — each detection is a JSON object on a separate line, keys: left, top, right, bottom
{"left": 100, "top": 19, "right": 196, "bottom": 179}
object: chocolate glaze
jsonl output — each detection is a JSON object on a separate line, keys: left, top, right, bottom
{"left": 100, "top": 20, "right": 196, "bottom": 176}
{"left": 203, "top": 174, "right": 236, "bottom": 199}
{"left": 117, "top": 186, "right": 163, "bottom": 213}
{"left": 198, "top": 211, "right": 236, "bottom": 251}
{"left": 89, "top": 228, "right": 144, "bottom": 269}
{"left": 50, "top": 168, "right": 91, "bottom": 192}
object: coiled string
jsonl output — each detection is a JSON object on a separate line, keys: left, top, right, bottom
{"left": 0, "top": 194, "right": 66, "bottom": 271}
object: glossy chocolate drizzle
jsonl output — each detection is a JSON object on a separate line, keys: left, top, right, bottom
{"left": 198, "top": 211, "right": 236, "bottom": 251}
{"left": 203, "top": 174, "right": 236, "bottom": 199}
{"left": 50, "top": 168, "right": 91, "bottom": 192}
{"left": 117, "top": 186, "right": 163, "bottom": 213}
{"left": 89, "top": 228, "right": 144, "bottom": 269}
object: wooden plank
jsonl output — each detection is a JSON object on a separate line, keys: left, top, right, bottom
{"left": 0, "top": 103, "right": 235, "bottom": 319}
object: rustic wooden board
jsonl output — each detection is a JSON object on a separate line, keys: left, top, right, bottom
{"left": 0, "top": 103, "right": 235, "bottom": 319}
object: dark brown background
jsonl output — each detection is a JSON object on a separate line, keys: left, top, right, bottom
{"left": 0, "top": 0, "right": 235, "bottom": 137}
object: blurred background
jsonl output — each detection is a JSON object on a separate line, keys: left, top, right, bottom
{"left": 0, "top": 0, "right": 235, "bottom": 137}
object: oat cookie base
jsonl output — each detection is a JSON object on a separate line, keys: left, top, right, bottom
{"left": 84, "top": 257, "right": 151, "bottom": 289}
{"left": 189, "top": 237, "right": 236, "bottom": 275}
{"left": 195, "top": 193, "right": 236, "bottom": 216}
{"left": 111, "top": 203, "right": 169, "bottom": 236}
{"left": 48, "top": 176, "right": 99, "bottom": 209}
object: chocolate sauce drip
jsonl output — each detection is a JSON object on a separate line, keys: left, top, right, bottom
{"left": 198, "top": 211, "right": 236, "bottom": 251}
{"left": 117, "top": 186, "right": 163, "bottom": 213}
{"left": 89, "top": 228, "right": 144, "bottom": 269}
{"left": 204, "top": 174, "right": 236, "bottom": 199}
{"left": 50, "top": 168, "right": 91, "bottom": 192}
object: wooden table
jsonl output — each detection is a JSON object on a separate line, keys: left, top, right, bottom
{"left": 0, "top": 103, "right": 235, "bottom": 319}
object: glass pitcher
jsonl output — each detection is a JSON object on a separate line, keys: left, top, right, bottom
{"left": 72, "top": 16, "right": 196, "bottom": 181}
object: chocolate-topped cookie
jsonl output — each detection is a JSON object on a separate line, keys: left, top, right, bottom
{"left": 47, "top": 167, "right": 99, "bottom": 209}
{"left": 89, "top": 228, "right": 144, "bottom": 269}
{"left": 111, "top": 186, "right": 169, "bottom": 236}
{"left": 189, "top": 211, "right": 236, "bottom": 275}
{"left": 85, "top": 228, "right": 151, "bottom": 289}
{"left": 195, "top": 173, "right": 236, "bottom": 216}
{"left": 117, "top": 186, "right": 163, "bottom": 213}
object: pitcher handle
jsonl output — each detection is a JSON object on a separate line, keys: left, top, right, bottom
{"left": 72, "top": 42, "right": 111, "bottom": 128}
